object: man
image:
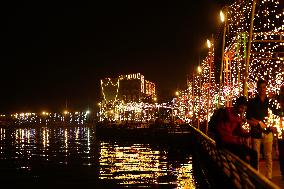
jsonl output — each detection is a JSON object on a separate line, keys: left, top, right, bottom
{"left": 246, "top": 79, "right": 273, "bottom": 179}
{"left": 215, "top": 96, "right": 257, "bottom": 169}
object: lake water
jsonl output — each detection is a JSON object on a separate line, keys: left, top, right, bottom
{"left": 0, "top": 126, "right": 204, "bottom": 188}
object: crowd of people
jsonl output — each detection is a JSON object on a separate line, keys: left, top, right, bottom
{"left": 212, "top": 79, "right": 284, "bottom": 180}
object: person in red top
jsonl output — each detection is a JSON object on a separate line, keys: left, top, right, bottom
{"left": 216, "top": 96, "right": 258, "bottom": 169}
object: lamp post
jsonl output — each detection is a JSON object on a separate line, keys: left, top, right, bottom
{"left": 192, "top": 72, "right": 195, "bottom": 125}
{"left": 206, "top": 39, "right": 213, "bottom": 134}
{"left": 98, "top": 102, "right": 102, "bottom": 122}
{"left": 173, "top": 91, "right": 179, "bottom": 124}
{"left": 218, "top": 9, "right": 227, "bottom": 108}
{"left": 197, "top": 66, "right": 202, "bottom": 130}
{"left": 63, "top": 110, "right": 68, "bottom": 126}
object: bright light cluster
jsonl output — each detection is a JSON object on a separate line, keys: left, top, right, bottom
{"left": 99, "top": 142, "right": 196, "bottom": 188}
{"left": 184, "top": 0, "right": 283, "bottom": 133}
{"left": 101, "top": 78, "right": 120, "bottom": 102}
{"left": 98, "top": 100, "right": 173, "bottom": 123}
{"left": 9, "top": 111, "right": 91, "bottom": 125}
{"left": 99, "top": 73, "right": 158, "bottom": 122}
{"left": 186, "top": 41, "right": 216, "bottom": 124}
{"left": 213, "top": 0, "right": 283, "bottom": 101}
{"left": 180, "top": 0, "right": 283, "bottom": 130}
{"left": 101, "top": 73, "right": 156, "bottom": 104}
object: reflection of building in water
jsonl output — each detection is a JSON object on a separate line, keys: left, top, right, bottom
{"left": 99, "top": 73, "right": 161, "bottom": 122}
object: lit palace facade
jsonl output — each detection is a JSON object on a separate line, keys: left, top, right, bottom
{"left": 98, "top": 73, "right": 162, "bottom": 123}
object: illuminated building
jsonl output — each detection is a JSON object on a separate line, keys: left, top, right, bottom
{"left": 101, "top": 73, "right": 156, "bottom": 104}
{"left": 118, "top": 73, "right": 156, "bottom": 103}
{"left": 99, "top": 73, "right": 159, "bottom": 122}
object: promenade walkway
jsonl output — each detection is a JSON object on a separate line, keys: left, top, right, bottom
{"left": 260, "top": 160, "right": 284, "bottom": 188}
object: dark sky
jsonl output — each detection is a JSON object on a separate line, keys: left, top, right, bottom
{"left": 0, "top": 1, "right": 226, "bottom": 113}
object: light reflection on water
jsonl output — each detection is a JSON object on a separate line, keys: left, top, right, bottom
{"left": 99, "top": 142, "right": 196, "bottom": 188}
{"left": 0, "top": 126, "right": 196, "bottom": 188}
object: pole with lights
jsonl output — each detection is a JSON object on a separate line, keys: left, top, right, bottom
{"left": 218, "top": 8, "right": 227, "bottom": 108}
{"left": 192, "top": 72, "right": 195, "bottom": 126}
{"left": 206, "top": 38, "right": 213, "bottom": 134}
{"left": 197, "top": 66, "right": 202, "bottom": 130}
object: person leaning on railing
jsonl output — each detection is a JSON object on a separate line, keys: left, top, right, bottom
{"left": 215, "top": 96, "right": 258, "bottom": 169}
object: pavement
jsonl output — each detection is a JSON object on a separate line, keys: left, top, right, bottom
{"left": 259, "top": 159, "right": 284, "bottom": 188}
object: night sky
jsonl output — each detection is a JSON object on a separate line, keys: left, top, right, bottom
{"left": 1, "top": 1, "right": 227, "bottom": 113}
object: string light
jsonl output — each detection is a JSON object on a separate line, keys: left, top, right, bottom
{"left": 184, "top": 0, "right": 284, "bottom": 133}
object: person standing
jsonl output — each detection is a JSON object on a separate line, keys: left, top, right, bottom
{"left": 215, "top": 96, "right": 258, "bottom": 169}
{"left": 269, "top": 85, "right": 284, "bottom": 179}
{"left": 246, "top": 79, "right": 273, "bottom": 179}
